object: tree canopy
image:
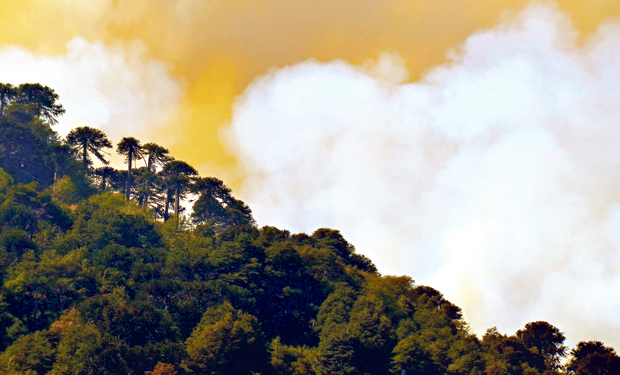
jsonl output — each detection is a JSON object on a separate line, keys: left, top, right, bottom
{"left": 66, "top": 126, "right": 112, "bottom": 168}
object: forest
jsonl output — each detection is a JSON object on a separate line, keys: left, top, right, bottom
{"left": 0, "top": 82, "right": 618, "bottom": 374}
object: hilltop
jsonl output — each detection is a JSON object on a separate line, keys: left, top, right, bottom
{"left": 0, "top": 83, "right": 617, "bottom": 374}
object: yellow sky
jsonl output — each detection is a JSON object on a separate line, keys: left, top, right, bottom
{"left": 0, "top": 0, "right": 617, "bottom": 183}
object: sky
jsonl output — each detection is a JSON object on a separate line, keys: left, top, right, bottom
{"left": 1, "top": 0, "right": 620, "bottom": 348}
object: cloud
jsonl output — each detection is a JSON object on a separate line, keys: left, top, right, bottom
{"left": 226, "top": 2, "right": 620, "bottom": 347}
{"left": 0, "top": 37, "right": 181, "bottom": 164}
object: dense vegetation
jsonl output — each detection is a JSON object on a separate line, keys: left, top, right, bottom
{"left": 0, "top": 82, "right": 618, "bottom": 374}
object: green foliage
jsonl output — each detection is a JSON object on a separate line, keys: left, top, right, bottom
{"left": 0, "top": 168, "right": 13, "bottom": 192}
{"left": 16, "top": 83, "right": 65, "bottom": 125}
{"left": 0, "top": 295, "right": 27, "bottom": 351}
{"left": 315, "top": 285, "right": 357, "bottom": 340}
{"left": 567, "top": 341, "right": 620, "bottom": 375}
{"left": 51, "top": 176, "right": 80, "bottom": 205}
{"left": 392, "top": 334, "right": 441, "bottom": 375}
{"left": 314, "top": 328, "right": 358, "bottom": 375}
{"left": 183, "top": 301, "right": 267, "bottom": 374}
{"left": 312, "top": 228, "right": 378, "bottom": 273}
{"left": 0, "top": 88, "right": 91, "bottom": 195}
{"left": 67, "top": 193, "right": 162, "bottom": 252}
{"left": 191, "top": 177, "right": 255, "bottom": 231}
{"left": 50, "top": 322, "right": 128, "bottom": 375}
{"left": 4, "top": 248, "right": 96, "bottom": 331}
{"left": 516, "top": 321, "right": 567, "bottom": 371}
{"left": 0, "top": 331, "right": 55, "bottom": 374}
{"left": 269, "top": 337, "right": 315, "bottom": 375}
{"left": 65, "top": 126, "right": 112, "bottom": 168}
{"left": 76, "top": 295, "right": 179, "bottom": 347}
{"left": 481, "top": 327, "right": 546, "bottom": 375}
{"left": 348, "top": 294, "right": 396, "bottom": 374}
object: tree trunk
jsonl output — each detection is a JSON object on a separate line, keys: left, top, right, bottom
{"left": 175, "top": 187, "right": 180, "bottom": 230}
{"left": 144, "top": 172, "right": 151, "bottom": 208}
{"left": 126, "top": 153, "right": 132, "bottom": 200}
{"left": 82, "top": 141, "right": 88, "bottom": 168}
{"left": 164, "top": 190, "right": 171, "bottom": 221}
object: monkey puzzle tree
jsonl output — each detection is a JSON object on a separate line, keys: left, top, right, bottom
{"left": 143, "top": 143, "right": 172, "bottom": 172}
{"left": 141, "top": 143, "right": 172, "bottom": 208}
{"left": 567, "top": 341, "right": 620, "bottom": 375}
{"left": 117, "top": 137, "right": 144, "bottom": 200}
{"left": 191, "top": 177, "right": 254, "bottom": 232}
{"left": 16, "top": 83, "right": 65, "bottom": 125}
{"left": 516, "top": 321, "right": 567, "bottom": 371}
{"left": 94, "top": 166, "right": 117, "bottom": 191}
{"left": 66, "top": 127, "right": 112, "bottom": 169}
{"left": 161, "top": 160, "right": 198, "bottom": 228}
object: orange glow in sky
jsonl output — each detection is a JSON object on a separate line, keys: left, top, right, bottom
{"left": 0, "top": 0, "right": 617, "bottom": 181}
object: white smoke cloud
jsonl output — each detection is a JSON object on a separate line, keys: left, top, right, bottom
{"left": 226, "top": 2, "right": 620, "bottom": 347}
{"left": 0, "top": 37, "right": 181, "bottom": 162}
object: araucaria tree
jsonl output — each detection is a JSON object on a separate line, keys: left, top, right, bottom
{"left": 161, "top": 160, "right": 198, "bottom": 228}
{"left": 117, "top": 137, "right": 144, "bottom": 200}
{"left": 16, "top": 83, "right": 65, "bottom": 124}
{"left": 141, "top": 142, "right": 172, "bottom": 208}
{"left": 191, "top": 177, "right": 255, "bottom": 232}
{"left": 94, "top": 166, "right": 117, "bottom": 191}
{"left": 65, "top": 126, "right": 112, "bottom": 169}
{"left": 516, "top": 321, "right": 567, "bottom": 371}
{"left": 143, "top": 143, "right": 172, "bottom": 172}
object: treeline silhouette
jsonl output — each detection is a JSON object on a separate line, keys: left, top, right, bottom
{"left": 0, "top": 83, "right": 617, "bottom": 374}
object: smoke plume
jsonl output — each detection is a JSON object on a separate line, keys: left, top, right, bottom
{"left": 226, "top": 3, "right": 620, "bottom": 347}
{"left": 3, "top": 0, "right": 620, "bottom": 178}
{"left": 0, "top": 37, "right": 181, "bottom": 162}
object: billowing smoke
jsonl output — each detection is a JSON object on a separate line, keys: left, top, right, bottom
{"left": 226, "top": 3, "right": 620, "bottom": 347}
{"left": 0, "top": 37, "right": 181, "bottom": 157}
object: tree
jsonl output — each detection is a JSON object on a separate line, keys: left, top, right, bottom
{"left": 141, "top": 143, "right": 172, "bottom": 208}
{"left": 65, "top": 127, "right": 112, "bottom": 168}
{"left": 1, "top": 115, "right": 59, "bottom": 186}
{"left": 312, "top": 228, "right": 377, "bottom": 273}
{"left": 391, "top": 335, "right": 442, "bottom": 375}
{"left": 314, "top": 328, "right": 358, "bottom": 375}
{"left": 117, "top": 137, "right": 144, "bottom": 200}
{"left": 161, "top": 160, "right": 197, "bottom": 228}
{"left": 0, "top": 331, "right": 55, "bottom": 374}
{"left": 51, "top": 323, "right": 129, "bottom": 375}
{"left": 481, "top": 328, "right": 545, "bottom": 375}
{"left": 183, "top": 302, "right": 267, "bottom": 375}
{"left": 0, "top": 83, "right": 17, "bottom": 116}
{"left": 567, "top": 341, "right": 620, "bottom": 375}
{"left": 191, "top": 177, "right": 255, "bottom": 232}
{"left": 151, "top": 362, "right": 177, "bottom": 375}
{"left": 348, "top": 294, "right": 395, "bottom": 374}
{"left": 516, "top": 321, "right": 567, "bottom": 371}
{"left": 93, "top": 167, "right": 117, "bottom": 191}
{"left": 269, "top": 337, "right": 315, "bottom": 375}
{"left": 16, "top": 83, "right": 65, "bottom": 125}
{"left": 143, "top": 143, "right": 172, "bottom": 172}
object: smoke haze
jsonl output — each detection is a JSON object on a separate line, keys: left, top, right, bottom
{"left": 1, "top": 0, "right": 620, "bottom": 348}
{"left": 2, "top": 0, "right": 620, "bottom": 179}
{"left": 0, "top": 37, "right": 181, "bottom": 165}
{"left": 226, "top": 3, "right": 620, "bottom": 347}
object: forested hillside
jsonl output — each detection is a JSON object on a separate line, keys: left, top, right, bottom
{"left": 0, "top": 82, "right": 618, "bottom": 374}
